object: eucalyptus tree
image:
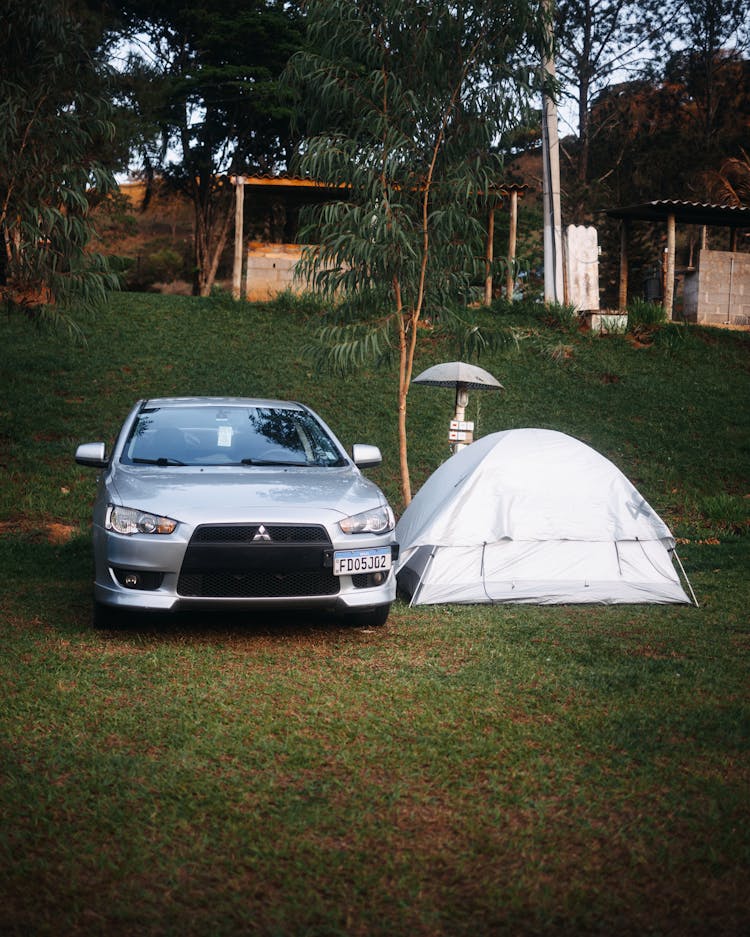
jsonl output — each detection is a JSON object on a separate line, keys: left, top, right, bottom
{"left": 0, "top": 0, "right": 119, "bottom": 328}
{"left": 116, "top": 0, "right": 304, "bottom": 296}
{"left": 287, "top": 0, "right": 549, "bottom": 505}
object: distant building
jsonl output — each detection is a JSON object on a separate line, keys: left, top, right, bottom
{"left": 606, "top": 200, "right": 750, "bottom": 324}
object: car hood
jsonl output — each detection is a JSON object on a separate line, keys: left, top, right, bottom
{"left": 108, "top": 463, "right": 387, "bottom": 525}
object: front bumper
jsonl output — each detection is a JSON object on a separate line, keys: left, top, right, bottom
{"left": 92, "top": 520, "right": 398, "bottom": 615}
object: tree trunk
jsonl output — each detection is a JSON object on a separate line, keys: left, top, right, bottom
{"left": 191, "top": 180, "right": 233, "bottom": 297}
{"left": 484, "top": 205, "right": 495, "bottom": 306}
{"left": 397, "top": 382, "right": 411, "bottom": 506}
{"left": 577, "top": 81, "right": 590, "bottom": 184}
{"left": 394, "top": 277, "right": 412, "bottom": 506}
{"left": 576, "top": 3, "right": 594, "bottom": 186}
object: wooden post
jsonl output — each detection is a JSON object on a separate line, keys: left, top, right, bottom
{"left": 506, "top": 188, "right": 518, "bottom": 301}
{"left": 618, "top": 219, "right": 629, "bottom": 311}
{"left": 484, "top": 204, "right": 495, "bottom": 306}
{"left": 245, "top": 244, "right": 252, "bottom": 300}
{"left": 232, "top": 175, "right": 245, "bottom": 301}
{"left": 664, "top": 211, "right": 676, "bottom": 320}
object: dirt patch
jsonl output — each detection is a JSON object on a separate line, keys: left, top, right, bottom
{"left": 46, "top": 523, "right": 77, "bottom": 544}
{"left": 0, "top": 519, "right": 78, "bottom": 543}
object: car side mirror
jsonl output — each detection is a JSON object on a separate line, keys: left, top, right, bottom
{"left": 352, "top": 444, "right": 382, "bottom": 469}
{"left": 75, "top": 442, "right": 109, "bottom": 468}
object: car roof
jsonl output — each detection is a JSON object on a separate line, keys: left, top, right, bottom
{"left": 141, "top": 396, "right": 306, "bottom": 410}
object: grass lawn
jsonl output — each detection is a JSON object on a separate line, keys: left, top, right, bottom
{"left": 0, "top": 292, "right": 748, "bottom": 936}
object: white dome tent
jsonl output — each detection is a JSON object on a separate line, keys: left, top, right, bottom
{"left": 396, "top": 429, "right": 695, "bottom": 606}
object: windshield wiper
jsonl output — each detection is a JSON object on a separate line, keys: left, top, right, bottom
{"left": 131, "top": 457, "right": 186, "bottom": 466}
{"left": 239, "top": 457, "right": 309, "bottom": 467}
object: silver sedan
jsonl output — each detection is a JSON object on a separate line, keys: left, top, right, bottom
{"left": 75, "top": 397, "right": 398, "bottom": 628}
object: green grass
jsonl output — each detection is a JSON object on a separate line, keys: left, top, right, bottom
{"left": 0, "top": 293, "right": 748, "bottom": 936}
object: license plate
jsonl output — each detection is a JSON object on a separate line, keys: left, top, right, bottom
{"left": 333, "top": 547, "right": 392, "bottom": 576}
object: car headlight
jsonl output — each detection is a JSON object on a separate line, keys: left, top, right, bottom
{"left": 106, "top": 505, "right": 178, "bottom": 535}
{"left": 339, "top": 504, "right": 395, "bottom": 535}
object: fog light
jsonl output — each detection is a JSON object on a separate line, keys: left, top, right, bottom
{"left": 113, "top": 568, "right": 164, "bottom": 591}
{"left": 372, "top": 571, "right": 385, "bottom": 585}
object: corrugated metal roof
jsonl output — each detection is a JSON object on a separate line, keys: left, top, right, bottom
{"left": 235, "top": 174, "right": 528, "bottom": 199}
{"left": 605, "top": 200, "right": 750, "bottom": 226}
{"left": 234, "top": 173, "right": 345, "bottom": 191}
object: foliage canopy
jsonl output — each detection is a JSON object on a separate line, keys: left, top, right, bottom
{"left": 0, "top": 0, "right": 119, "bottom": 327}
{"left": 287, "top": 0, "right": 549, "bottom": 502}
{"left": 115, "top": 0, "right": 304, "bottom": 295}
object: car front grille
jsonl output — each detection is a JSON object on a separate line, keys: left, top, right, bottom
{"left": 191, "top": 524, "right": 328, "bottom": 544}
{"left": 178, "top": 569, "right": 339, "bottom": 598}
{"left": 177, "top": 523, "right": 339, "bottom": 598}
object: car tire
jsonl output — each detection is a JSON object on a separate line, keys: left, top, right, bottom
{"left": 342, "top": 604, "right": 391, "bottom": 628}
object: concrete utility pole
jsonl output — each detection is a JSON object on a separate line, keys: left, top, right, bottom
{"left": 542, "top": 1, "right": 564, "bottom": 304}
{"left": 232, "top": 175, "right": 245, "bottom": 301}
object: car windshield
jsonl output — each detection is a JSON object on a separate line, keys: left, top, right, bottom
{"left": 121, "top": 405, "right": 347, "bottom": 467}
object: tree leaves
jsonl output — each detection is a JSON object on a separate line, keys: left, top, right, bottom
{"left": 286, "top": 0, "right": 547, "bottom": 501}
{"left": 0, "top": 0, "right": 118, "bottom": 326}
{"left": 115, "top": 0, "right": 305, "bottom": 295}
{"left": 306, "top": 322, "right": 394, "bottom": 374}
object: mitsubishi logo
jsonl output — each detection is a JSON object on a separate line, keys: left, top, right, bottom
{"left": 253, "top": 524, "right": 272, "bottom": 542}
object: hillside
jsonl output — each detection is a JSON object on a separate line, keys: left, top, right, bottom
{"left": 0, "top": 293, "right": 747, "bottom": 937}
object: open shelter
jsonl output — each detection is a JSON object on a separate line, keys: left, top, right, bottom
{"left": 605, "top": 200, "right": 750, "bottom": 323}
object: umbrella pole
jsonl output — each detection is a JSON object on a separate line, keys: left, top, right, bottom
{"left": 451, "top": 384, "right": 472, "bottom": 453}
{"left": 454, "top": 384, "right": 469, "bottom": 422}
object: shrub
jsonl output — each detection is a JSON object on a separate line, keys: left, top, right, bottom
{"left": 146, "top": 248, "right": 184, "bottom": 284}
{"left": 545, "top": 301, "right": 580, "bottom": 332}
{"left": 627, "top": 298, "right": 666, "bottom": 330}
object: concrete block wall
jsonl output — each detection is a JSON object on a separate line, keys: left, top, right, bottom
{"left": 683, "top": 249, "right": 750, "bottom": 325}
{"left": 244, "top": 243, "right": 305, "bottom": 301}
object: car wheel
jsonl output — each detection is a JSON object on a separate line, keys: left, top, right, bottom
{"left": 342, "top": 604, "right": 391, "bottom": 628}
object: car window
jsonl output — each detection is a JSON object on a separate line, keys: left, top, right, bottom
{"left": 121, "top": 405, "right": 347, "bottom": 467}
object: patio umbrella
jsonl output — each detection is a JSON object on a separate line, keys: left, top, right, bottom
{"left": 412, "top": 361, "right": 503, "bottom": 449}
{"left": 412, "top": 361, "right": 503, "bottom": 393}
